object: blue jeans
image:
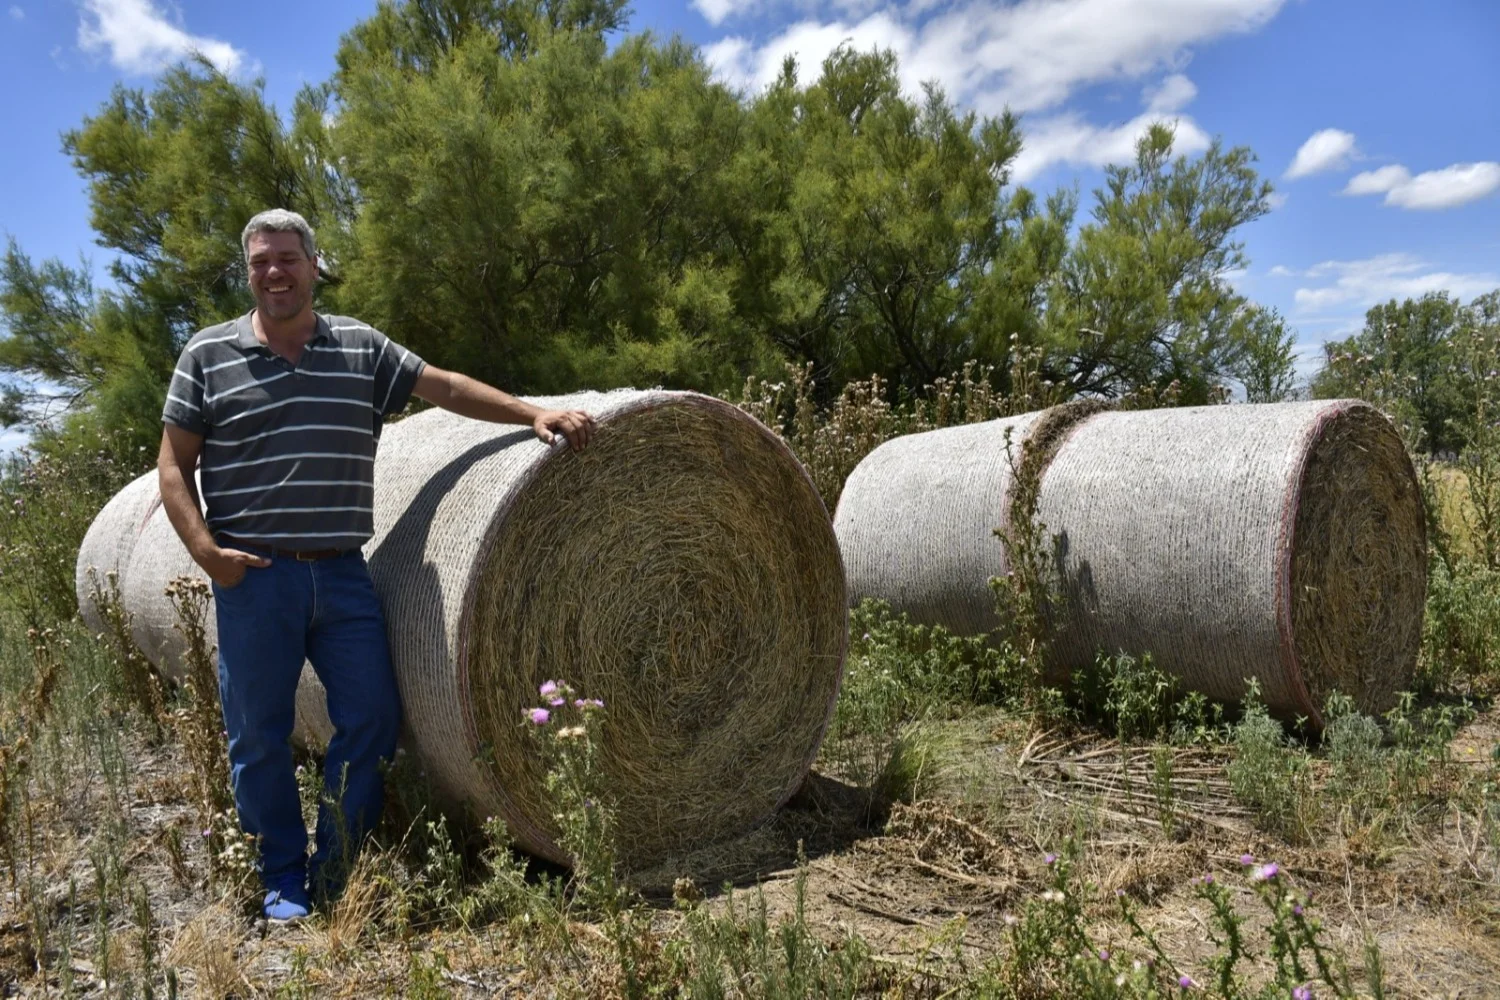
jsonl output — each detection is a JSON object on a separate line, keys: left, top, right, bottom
{"left": 212, "top": 548, "right": 401, "bottom": 898}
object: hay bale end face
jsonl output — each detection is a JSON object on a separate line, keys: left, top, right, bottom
{"left": 76, "top": 390, "right": 847, "bottom": 868}
{"left": 374, "top": 391, "right": 847, "bottom": 866}
{"left": 834, "top": 400, "right": 1425, "bottom": 724}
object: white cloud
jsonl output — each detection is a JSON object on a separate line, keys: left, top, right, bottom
{"left": 1292, "top": 253, "right": 1500, "bottom": 314}
{"left": 78, "top": 0, "right": 247, "bottom": 77}
{"left": 1265, "top": 191, "right": 1288, "bottom": 210}
{"left": 1142, "top": 72, "right": 1195, "bottom": 112}
{"left": 705, "top": 0, "right": 1287, "bottom": 113}
{"left": 1284, "top": 128, "right": 1357, "bottom": 179}
{"left": 695, "top": 0, "right": 741, "bottom": 26}
{"left": 8, "top": 5, "right": 23, "bottom": 20}
{"left": 1343, "top": 161, "right": 1500, "bottom": 210}
{"left": 1268, "top": 264, "right": 1295, "bottom": 278}
{"left": 1010, "top": 103, "right": 1210, "bottom": 182}
{"left": 1007, "top": 73, "right": 1210, "bottom": 181}
{"left": 1342, "top": 164, "right": 1409, "bottom": 196}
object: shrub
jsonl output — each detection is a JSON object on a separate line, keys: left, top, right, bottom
{"left": 1227, "top": 684, "right": 1321, "bottom": 843}
{"left": 0, "top": 429, "right": 143, "bottom": 627}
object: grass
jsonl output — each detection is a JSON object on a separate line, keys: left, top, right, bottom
{"left": 0, "top": 365, "right": 1498, "bottom": 996}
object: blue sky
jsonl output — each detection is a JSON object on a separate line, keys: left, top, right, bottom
{"left": 1, "top": 0, "right": 1498, "bottom": 451}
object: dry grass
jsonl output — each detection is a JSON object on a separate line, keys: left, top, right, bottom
{"left": 165, "top": 903, "right": 250, "bottom": 999}
{"left": 310, "top": 850, "right": 385, "bottom": 959}
{"left": 5, "top": 367, "right": 1497, "bottom": 997}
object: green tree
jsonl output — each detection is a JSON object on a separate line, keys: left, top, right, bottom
{"left": 1235, "top": 305, "right": 1299, "bottom": 403}
{"left": 324, "top": 0, "right": 769, "bottom": 394}
{"left": 1043, "top": 124, "right": 1279, "bottom": 403}
{"left": 733, "top": 47, "right": 1046, "bottom": 394}
{"left": 0, "top": 60, "right": 329, "bottom": 454}
{"left": 1311, "top": 292, "right": 1474, "bottom": 453}
{"left": 1, "top": 0, "right": 1295, "bottom": 449}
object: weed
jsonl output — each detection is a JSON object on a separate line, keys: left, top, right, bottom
{"left": 0, "top": 430, "right": 142, "bottom": 627}
{"left": 1074, "top": 652, "right": 1182, "bottom": 743}
{"left": 87, "top": 568, "right": 167, "bottom": 740}
{"left": 165, "top": 903, "right": 249, "bottom": 999}
{"left": 668, "top": 848, "right": 872, "bottom": 999}
{"left": 1226, "top": 683, "right": 1320, "bottom": 843}
{"left": 164, "top": 576, "right": 250, "bottom": 898}
{"left": 990, "top": 423, "right": 1063, "bottom": 716}
{"left": 1420, "top": 557, "right": 1500, "bottom": 693}
{"left": 821, "top": 602, "right": 1014, "bottom": 814}
{"left": 1150, "top": 746, "right": 1177, "bottom": 840}
{"left": 738, "top": 356, "right": 1062, "bottom": 512}
{"left": 0, "top": 626, "right": 63, "bottom": 877}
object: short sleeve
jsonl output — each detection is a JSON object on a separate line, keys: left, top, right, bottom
{"left": 372, "top": 330, "right": 426, "bottom": 420}
{"left": 162, "top": 347, "right": 209, "bottom": 435}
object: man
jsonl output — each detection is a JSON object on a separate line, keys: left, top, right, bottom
{"left": 158, "top": 208, "right": 595, "bottom": 922}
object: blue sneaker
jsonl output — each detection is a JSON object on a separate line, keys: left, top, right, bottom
{"left": 263, "top": 889, "right": 310, "bottom": 923}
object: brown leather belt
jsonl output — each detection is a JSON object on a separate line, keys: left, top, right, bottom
{"left": 278, "top": 547, "right": 347, "bottom": 562}
{"left": 220, "top": 537, "right": 351, "bottom": 562}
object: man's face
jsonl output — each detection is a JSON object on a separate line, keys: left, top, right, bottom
{"left": 246, "top": 230, "right": 317, "bottom": 322}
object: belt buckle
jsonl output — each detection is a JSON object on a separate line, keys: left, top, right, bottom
{"left": 295, "top": 550, "right": 319, "bottom": 563}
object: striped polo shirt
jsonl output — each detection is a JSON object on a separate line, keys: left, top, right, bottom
{"left": 161, "top": 311, "right": 426, "bottom": 551}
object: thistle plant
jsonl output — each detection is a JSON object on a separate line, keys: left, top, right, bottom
{"left": 524, "top": 680, "right": 663, "bottom": 997}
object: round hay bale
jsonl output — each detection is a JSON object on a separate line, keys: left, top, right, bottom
{"left": 834, "top": 400, "right": 1425, "bottom": 724}
{"left": 75, "top": 471, "right": 162, "bottom": 632}
{"left": 79, "top": 473, "right": 337, "bottom": 747}
{"left": 75, "top": 390, "right": 847, "bottom": 867}
{"left": 369, "top": 390, "right": 846, "bottom": 866}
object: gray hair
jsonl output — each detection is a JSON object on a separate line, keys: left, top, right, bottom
{"left": 241, "top": 209, "right": 317, "bottom": 265}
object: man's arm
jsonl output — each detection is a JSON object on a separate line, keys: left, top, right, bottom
{"left": 158, "top": 424, "right": 270, "bottom": 587}
{"left": 412, "top": 365, "right": 596, "bottom": 452}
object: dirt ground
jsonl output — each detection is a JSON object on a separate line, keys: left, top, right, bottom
{"left": 5, "top": 705, "right": 1500, "bottom": 998}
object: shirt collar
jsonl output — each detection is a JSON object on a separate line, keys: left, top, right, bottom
{"left": 234, "top": 310, "right": 331, "bottom": 351}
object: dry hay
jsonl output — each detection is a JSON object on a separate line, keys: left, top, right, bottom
{"left": 76, "top": 390, "right": 847, "bottom": 868}
{"left": 835, "top": 400, "right": 1426, "bottom": 725}
{"left": 1098, "top": 842, "right": 1208, "bottom": 902}
{"left": 443, "top": 393, "right": 848, "bottom": 866}
{"left": 1287, "top": 404, "right": 1426, "bottom": 716}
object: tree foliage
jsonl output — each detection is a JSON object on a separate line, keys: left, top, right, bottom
{"left": 1312, "top": 291, "right": 1497, "bottom": 454}
{"left": 1, "top": 0, "right": 1294, "bottom": 457}
{"left": 1042, "top": 124, "right": 1276, "bottom": 403}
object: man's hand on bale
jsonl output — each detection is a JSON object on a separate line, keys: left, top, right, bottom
{"left": 535, "top": 409, "right": 596, "bottom": 452}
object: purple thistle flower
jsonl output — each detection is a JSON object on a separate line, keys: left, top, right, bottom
{"left": 1201, "top": 874, "right": 1214, "bottom": 885}
{"left": 1293, "top": 986, "right": 1312, "bottom": 1000}
{"left": 1044, "top": 853, "right": 1057, "bottom": 865}
{"left": 1239, "top": 853, "right": 1255, "bottom": 865}
{"left": 1098, "top": 948, "right": 1109, "bottom": 962}
{"left": 528, "top": 707, "right": 551, "bottom": 725}
{"left": 1252, "top": 862, "right": 1280, "bottom": 882}
{"left": 1178, "top": 974, "right": 1196, "bottom": 989}
{"left": 539, "top": 680, "right": 559, "bottom": 698}
{"left": 549, "top": 697, "right": 566, "bottom": 707}
{"left": 1293, "top": 904, "right": 1304, "bottom": 916}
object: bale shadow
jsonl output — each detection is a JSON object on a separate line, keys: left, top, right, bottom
{"left": 627, "top": 771, "right": 888, "bottom": 903}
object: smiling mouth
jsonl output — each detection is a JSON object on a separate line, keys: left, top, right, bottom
{"left": 266, "top": 285, "right": 293, "bottom": 294}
